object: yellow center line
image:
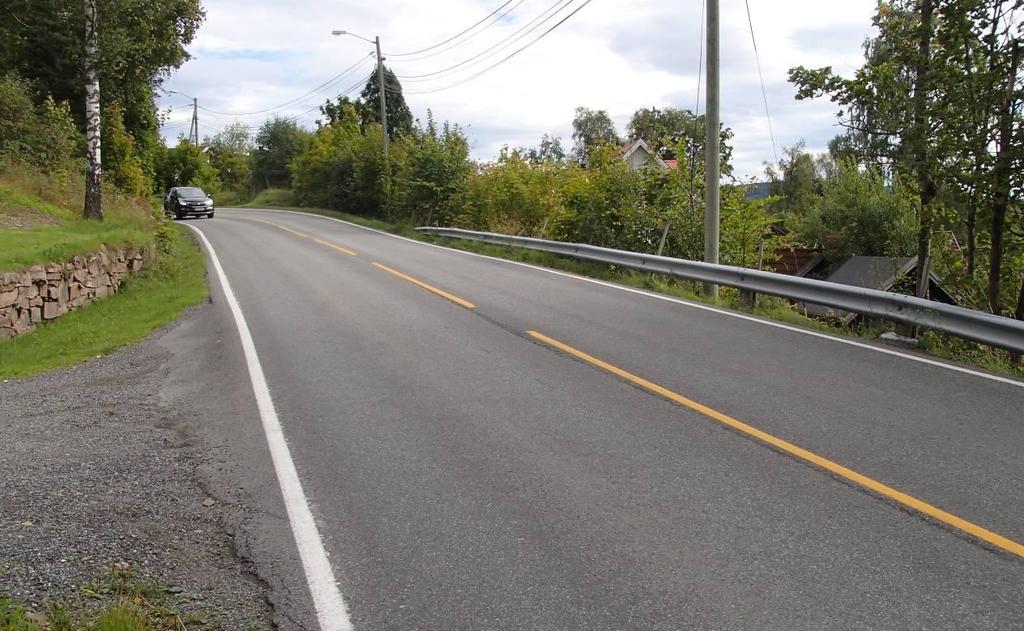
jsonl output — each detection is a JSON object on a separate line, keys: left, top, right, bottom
{"left": 527, "top": 329, "right": 1024, "bottom": 559}
{"left": 372, "top": 262, "right": 475, "bottom": 309}
{"left": 239, "top": 216, "right": 309, "bottom": 238}
{"left": 313, "top": 238, "right": 358, "bottom": 256}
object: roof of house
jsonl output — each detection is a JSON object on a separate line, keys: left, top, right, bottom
{"left": 663, "top": 159, "right": 679, "bottom": 170}
{"left": 617, "top": 138, "right": 642, "bottom": 157}
{"left": 827, "top": 256, "right": 916, "bottom": 290}
{"left": 617, "top": 138, "right": 669, "bottom": 170}
{"left": 768, "top": 248, "right": 825, "bottom": 276}
{"left": 803, "top": 255, "right": 955, "bottom": 322}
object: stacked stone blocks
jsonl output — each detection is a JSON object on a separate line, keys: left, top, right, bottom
{"left": 0, "top": 246, "right": 146, "bottom": 342}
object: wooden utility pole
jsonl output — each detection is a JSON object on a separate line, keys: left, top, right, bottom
{"left": 704, "top": 0, "right": 720, "bottom": 298}
{"left": 375, "top": 36, "right": 389, "bottom": 159}
{"left": 189, "top": 97, "right": 199, "bottom": 145}
{"left": 83, "top": 0, "right": 103, "bottom": 220}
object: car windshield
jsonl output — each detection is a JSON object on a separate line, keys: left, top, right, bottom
{"left": 177, "top": 187, "right": 206, "bottom": 197}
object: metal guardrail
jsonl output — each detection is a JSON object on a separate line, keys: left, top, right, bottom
{"left": 416, "top": 227, "right": 1024, "bottom": 354}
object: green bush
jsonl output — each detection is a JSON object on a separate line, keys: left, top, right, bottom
{"left": 0, "top": 73, "right": 81, "bottom": 171}
{"left": 243, "top": 187, "right": 295, "bottom": 208}
{"left": 154, "top": 140, "right": 218, "bottom": 193}
{"left": 102, "top": 101, "right": 148, "bottom": 197}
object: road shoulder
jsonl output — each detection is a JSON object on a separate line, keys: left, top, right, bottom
{"left": 0, "top": 311, "right": 273, "bottom": 627}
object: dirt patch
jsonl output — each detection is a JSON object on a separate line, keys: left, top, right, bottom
{"left": 0, "top": 200, "right": 61, "bottom": 228}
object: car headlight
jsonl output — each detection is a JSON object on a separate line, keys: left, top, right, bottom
{"left": 205, "top": 199, "right": 213, "bottom": 206}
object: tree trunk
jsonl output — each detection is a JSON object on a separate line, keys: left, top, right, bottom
{"left": 1013, "top": 277, "right": 1024, "bottom": 367}
{"left": 912, "top": 0, "right": 935, "bottom": 299}
{"left": 966, "top": 197, "right": 977, "bottom": 274}
{"left": 1018, "top": 278, "right": 1024, "bottom": 323}
{"left": 83, "top": 0, "right": 103, "bottom": 220}
{"left": 987, "top": 40, "right": 1020, "bottom": 314}
{"left": 966, "top": 0, "right": 1005, "bottom": 275}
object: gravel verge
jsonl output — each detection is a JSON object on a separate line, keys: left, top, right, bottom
{"left": 0, "top": 318, "right": 273, "bottom": 629}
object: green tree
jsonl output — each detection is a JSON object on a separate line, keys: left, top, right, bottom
{"left": 0, "top": 73, "right": 80, "bottom": 170}
{"left": 627, "top": 106, "right": 734, "bottom": 175}
{"left": 318, "top": 95, "right": 363, "bottom": 128}
{"left": 789, "top": 0, "right": 1023, "bottom": 312}
{"left": 720, "top": 184, "right": 792, "bottom": 269}
{"left": 251, "top": 117, "right": 310, "bottom": 189}
{"left": 806, "top": 160, "right": 919, "bottom": 257}
{"left": 206, "top": 122, "right": 252, "bottom": 192}
{"left": 455, "top": 147, "right": 568, "bottom": 236}
{"left": 526, "top": 134, "right": 566, "bottom": 164}
{"left": 765, "top": 141, "right": 821, "bottom": 219}
{"left": 0, "top": 0, "right": 204, "bottom": 184}
{"left": 571, "top": 107, "right": 620, "bottom": 164}
{"left": 101, "top": 100, "right": 147, "bottom": 196}
{"left": 358, "top": 66, "right": 414, "bottom": 139}
{"left": 154, "top": 139, "right": 218, "bottom": 192}
{"left": 393, "top": 112, "right": 471, "bottom": 225}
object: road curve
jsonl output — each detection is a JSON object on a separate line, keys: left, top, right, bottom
{"left": 184, "top": 208, "right": 1024, "bottom": 630}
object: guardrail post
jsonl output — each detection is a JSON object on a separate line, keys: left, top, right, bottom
{"left": 739, "top": 288, "right": 757, "bottom": 308}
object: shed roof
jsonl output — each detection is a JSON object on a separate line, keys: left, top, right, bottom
{"left": 803, "top": 255, "right": 954, "bottom": 322}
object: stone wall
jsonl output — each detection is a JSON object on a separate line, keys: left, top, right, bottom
{"left": 0, "top": 246, "right": 146, "bottom": 342}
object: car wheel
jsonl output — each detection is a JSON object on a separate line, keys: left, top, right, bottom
{"left": 207, "top": 212, "right": 215, "bottom": 218}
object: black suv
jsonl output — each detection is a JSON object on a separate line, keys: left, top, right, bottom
{"left": 164, "top": 186, "right": 215, "bottom": 219}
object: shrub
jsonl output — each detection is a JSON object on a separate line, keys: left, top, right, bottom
{"left": 0, "top": 73, "right": 81, "bottom": 171}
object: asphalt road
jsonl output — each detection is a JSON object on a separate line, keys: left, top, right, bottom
{"left": 183, "top": 208, "right": 1024, "bottom": 630}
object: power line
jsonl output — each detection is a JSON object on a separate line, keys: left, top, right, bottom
{"left": 387, "top": 0, "right": 527, "bottom": 62}
{"left": 403, "top": 0, "right": 597, "bottom": 95}
{"left": 193, "top": 53, "right": 375, "bottom": 118}
{"left": 695, "top": 0, "right": 705, "bottom": 117}
{"left": 395, "top": 0, "right": 576, "bottom": 81}
{"left": 160, "top": 70, "right": 373, "bottom": 139}
{"left": 385, "top": 0, "right": 517, "bottom": 57}
{"left": 744, "top": 0, "right": 778, "bottom": 164}
{"left": 281, "top": 72, "right": 373, "bottom": 124}
{"left": 686, "top": 0, "right": 705, "bottom": 218}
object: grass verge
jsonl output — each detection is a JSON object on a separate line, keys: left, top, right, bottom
{"left": 1, "top": 566, "right": 228, "bottom": 631}
{"left": 0, "top": 223, "right": 208, "bottom": 381}
{"left": 235, "top": 201, "right": 1024, "bottom": 378}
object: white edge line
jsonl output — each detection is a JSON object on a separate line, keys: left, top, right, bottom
{"left": 186, "top": 223, "right": 353, "bottom": 631}
{"left": 228, "top": 208, "right": 1024, "bottom": 390}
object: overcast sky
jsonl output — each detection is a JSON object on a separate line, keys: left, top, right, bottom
{"left": 159, "top": 0, "right": 880, "bottom": 179}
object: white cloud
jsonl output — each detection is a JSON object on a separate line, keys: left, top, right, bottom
{"left": 161, "top": 0, "right": 879, "bottom": 178}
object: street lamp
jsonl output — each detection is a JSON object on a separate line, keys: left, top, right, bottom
{"left": 332, "top": 29, "right": 388, "bottom": 158}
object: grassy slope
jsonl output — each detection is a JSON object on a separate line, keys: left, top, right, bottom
{"left": 237, "top": 194, "right": 1023, "bottom": 377}
{"left": 0, "top": 224, "right": 207, "bottom": 380}
{"left": 0, "top": 176, "right": 154, "bottom": 271}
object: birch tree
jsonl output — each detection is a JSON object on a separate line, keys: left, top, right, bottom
{"left": 83, "top": 0, "right": 102, "bottom": 220}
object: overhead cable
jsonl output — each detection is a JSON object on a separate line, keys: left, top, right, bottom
{"left": 403, "top": 0, "right": 596, "bottom": 94}
{"left": 385, "top": 0, "right": 517, "bottom": 57}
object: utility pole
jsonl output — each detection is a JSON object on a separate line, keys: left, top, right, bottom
{"left": 375, "top": 35, "right": 389, "bottom": 159}
{"left": 703, "top": 0, "right": 720, "bottom": 297}
{"left": 189, "top": 97, "right": 199, "bottom": 145}
{"left": 83, "top": 0, "right": 103, "bottom": 220}
{"left": 333, "top": 30, "right": 389, "bottom": 159}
